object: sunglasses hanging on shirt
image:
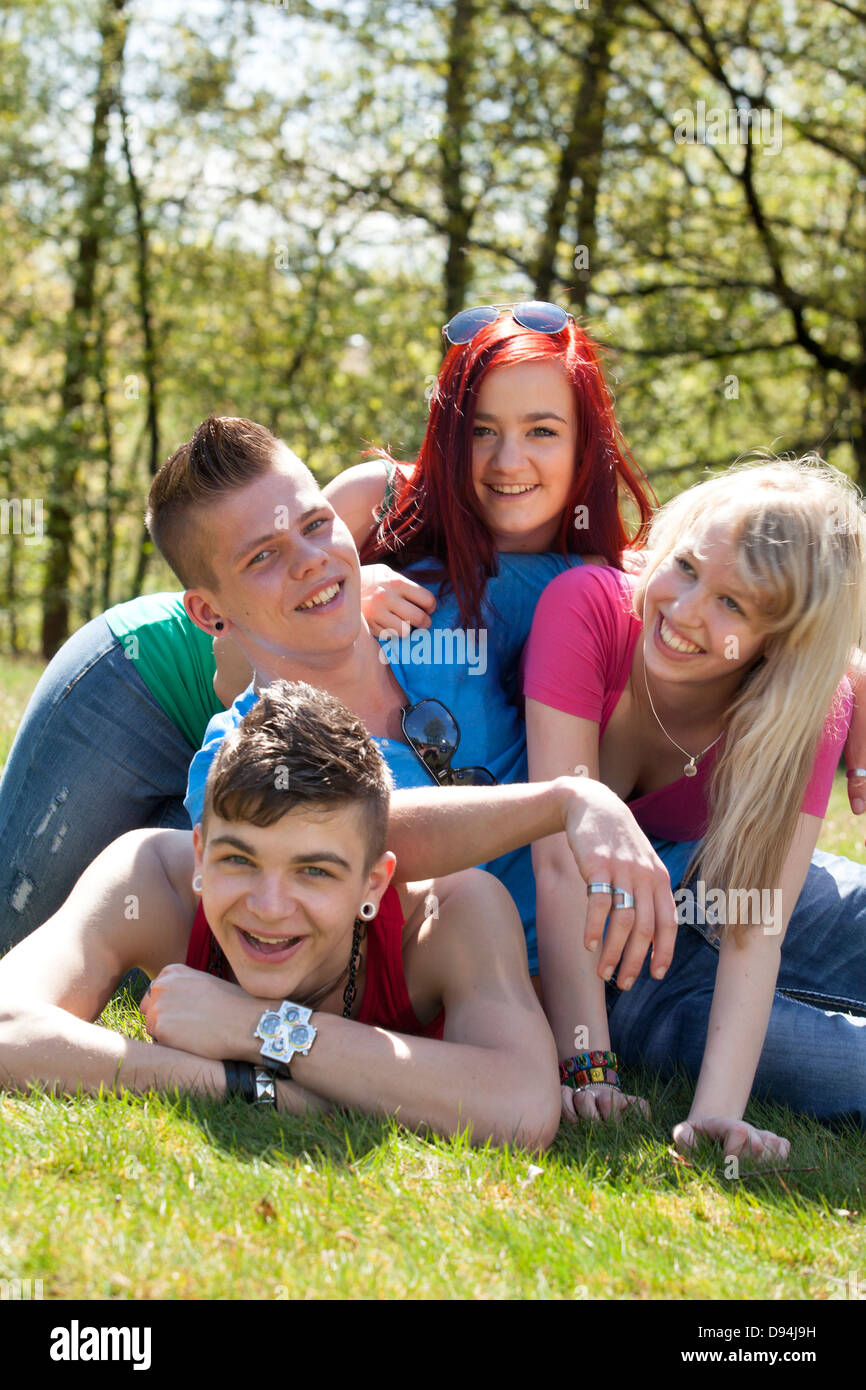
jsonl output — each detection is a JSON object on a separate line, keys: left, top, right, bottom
{"left": 401, "top": 699, "right": 497, "bottom": 787}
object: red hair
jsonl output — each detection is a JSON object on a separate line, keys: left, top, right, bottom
{"left": 360, "top": 317, "right": 656, "bottom": 628}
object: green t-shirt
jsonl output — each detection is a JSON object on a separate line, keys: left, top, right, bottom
{"left": 104, "top": 593, "right": 223, "bottom": 749}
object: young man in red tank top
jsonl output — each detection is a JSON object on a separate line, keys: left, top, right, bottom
{"left": 0, "top": 682, "right": 567, "bottom": 1147}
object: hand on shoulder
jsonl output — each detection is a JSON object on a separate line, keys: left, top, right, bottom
{"left": 323, "top": 459, "right": 414, "bottom": 548}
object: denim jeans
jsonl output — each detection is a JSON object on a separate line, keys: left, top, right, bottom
{"left": 608, "top": 841, "right": 866, "bottom": 1127}
{"left": 0, "top": 615, "right": 194, "bottom": 951}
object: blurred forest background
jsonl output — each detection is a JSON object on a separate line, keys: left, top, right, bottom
{"left": 1, "top": 0, "right": 863, "bottom": 657}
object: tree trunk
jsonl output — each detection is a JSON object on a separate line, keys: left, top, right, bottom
{"left": 1, "top": 446, "right": 19, "bottom": 653}
{"left": 40, "top": 0, "right": 128, "bottom": 657}
{"left": 441, "top": 0, "right": 477, "bottom": 323}
{"left": 533, "top": 1, "right": 622, "bottom": 311}
{"left": 95, "top": 300, "right": 117, "bottom": 610}
{"left": 120, "top": 95, "right": 160, "bottom": 489}
{"left": 120, "top": 92, "right": 161, "bottom": 598}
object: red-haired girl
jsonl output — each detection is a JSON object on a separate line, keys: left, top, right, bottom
{"left": 324, "top": 302, "right": 655, "bottom": 631}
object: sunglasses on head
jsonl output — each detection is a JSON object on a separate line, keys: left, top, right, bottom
{"left": 401, "top": 699, "right": 497, "bottom": 787}
{"left": 442, "top": 300, "right": 574, "bottom": 347}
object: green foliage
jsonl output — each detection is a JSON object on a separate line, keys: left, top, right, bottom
{"left": 1, "top": 0, "right": 862, "bottom": 648}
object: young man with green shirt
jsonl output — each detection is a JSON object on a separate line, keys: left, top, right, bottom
{"left": 0, "top": 592, "right": 223, "bottom": 947}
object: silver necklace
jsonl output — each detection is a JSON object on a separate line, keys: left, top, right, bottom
{"left": 641, "top": 637, "right": 725, "bottom": 778}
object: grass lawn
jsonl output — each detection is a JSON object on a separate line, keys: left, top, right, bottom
{"left": 0, "top": 658, "right": 864, "bottom": 1302}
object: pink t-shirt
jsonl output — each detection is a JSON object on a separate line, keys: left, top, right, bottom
{"left": 522, "top": 565, "right": 852, "bottom": 840}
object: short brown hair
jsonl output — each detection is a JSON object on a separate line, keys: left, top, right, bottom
{"left": 146, "top": 416, "right": 282, "bottom": 588}
{"left": 201, "top": 680, "right": 393, "bottom": 870}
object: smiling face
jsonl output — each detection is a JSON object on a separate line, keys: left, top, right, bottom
{"left": 191, "top": 444, "right": 363, "bottom": 668}
{"left": 642, "top": 518, "right": 768, "bottom": 693}
{"left": 470, "top": 360, "right": 578, "bottom": 552}
{"left": 193, "top": 803, "right": 394, "bottom": 1002}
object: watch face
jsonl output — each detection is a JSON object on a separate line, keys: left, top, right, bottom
{"left": 288, "top": 1024, "right": 313, "bottom": 1048}
{"left": 258, "top": 1012, "right": 282, "bottom": 1037}
{"left": 267, "top": 1034, "right": 289, "bottom": 1057}
{"left": 283, "top": 1006, "right": 302, "bottom": 1022}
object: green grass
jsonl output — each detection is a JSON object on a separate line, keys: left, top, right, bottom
{"left": 0, "top": 656, "right": 43, "bottom": 767}
{"left": 1, "top": 661, "right": 864, "bottom": 1300}
{"left": 817, "top": 767, "right": 866, "bottom": 862}
{"left": 2, "top": 1060, "right": 862, "bottom": 1301}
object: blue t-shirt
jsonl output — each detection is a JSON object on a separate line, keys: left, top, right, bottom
{"left": 185, "top": 552, "right": 580, "bottom": 972}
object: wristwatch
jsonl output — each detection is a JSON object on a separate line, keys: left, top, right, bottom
{"left": 255, "top": 1001, "right": 318, "bottom": 1077}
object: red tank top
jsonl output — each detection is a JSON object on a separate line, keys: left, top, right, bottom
{"left": 185, "top": 884, "right": 444, "bottom": 1040}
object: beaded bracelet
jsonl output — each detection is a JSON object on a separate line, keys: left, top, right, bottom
{"left": 559, "top": 1050, "right": 621, "bottom": 1091}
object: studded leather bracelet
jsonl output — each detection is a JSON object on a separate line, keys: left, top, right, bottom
{"left": 223, "top": 1059, "right": 278, "bottom": 1107}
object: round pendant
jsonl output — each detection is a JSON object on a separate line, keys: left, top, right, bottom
{"left": 684, "top": 762, "right": 697, "bottom": 778}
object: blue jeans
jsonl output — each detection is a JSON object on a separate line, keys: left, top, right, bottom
{"left": 608, "top": 842, "right": 866, "bottom": 1127}
{"left": 0, "top": 616, "right": 194, "bottom": 951}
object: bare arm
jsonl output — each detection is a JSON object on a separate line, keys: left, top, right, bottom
{"left": 843, "top": 649, "right": 866, "bottom": 821}
{"left": 521, "top": 701, "right": 680, "bottom": 1125}
{"left": 674, "top": 812, "right": 820, "bottom": 1160}
{"left": 387, "top": 774, "right": 677, "bottom": 975}
{"left": 322, "top": 460, "right": 399, "bottom": 550}
{"left": 321, "top": 461, "right": 436, "bottom": 634}
{"left": 0, "top": 997, "right": 227, "bottom": 1098}
{"left": 0, "top": 830, "right": 227, "bottom": 1098}
{"left": 525, "top": 702, "right": 669, "bottom": 1123}
{"left": 387, "top": 782, "right": 573, "bottom": 876}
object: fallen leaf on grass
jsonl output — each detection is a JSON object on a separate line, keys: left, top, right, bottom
{"left": 666, "top": 1147, "right": 693, "bottom": 1167}
{"left": 519, "top": 1164, "right": 544, "bottom": 1188}
{"left": 256, "top": 1198, "right": 277, "bottom": 1222}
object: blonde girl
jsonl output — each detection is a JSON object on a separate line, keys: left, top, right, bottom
{"left": 523, "top": 456, "right": 866, "bottom": 1157}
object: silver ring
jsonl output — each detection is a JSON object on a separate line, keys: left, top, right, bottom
{"left": 847, "top": 768, "right": 866, "bottom": 779}
{"left": 586, "top": 882, "right": 614, "bottom": 896}
{"left": 612, "top": 889, "right": 636, "bottom": 910}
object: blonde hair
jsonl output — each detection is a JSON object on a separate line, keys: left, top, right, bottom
{"left": 632, "top": 454, "right": 866, "bottom": 927}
